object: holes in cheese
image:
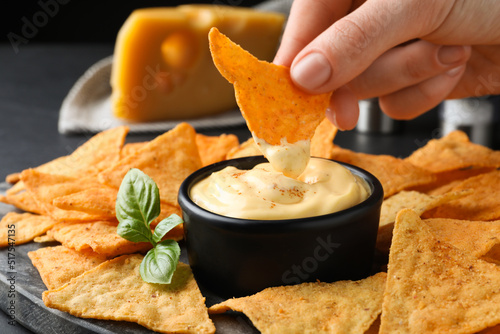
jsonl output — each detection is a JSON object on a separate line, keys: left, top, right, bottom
{"left": 161, "top": 30, "right": 199, "bottom": 70}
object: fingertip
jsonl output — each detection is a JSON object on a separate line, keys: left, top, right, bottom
{"left": 273, "top": 48, "right": 293, "bottom": 67}
{"left": 437, "top": 45, "right": 471, "bottom": 67}
{"left": 291, "top": 52, "right": 333, "bottom": 93}
{"left": 326, "top": 86, "right": 360, "bottom": 130}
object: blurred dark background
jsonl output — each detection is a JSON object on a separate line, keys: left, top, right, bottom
{"left": 1, "top": 0, "right": 267, "bottom": 44}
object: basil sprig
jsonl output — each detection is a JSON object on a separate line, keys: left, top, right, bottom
{"left": 116, "top": 168, "right": 183, "bottom": 284}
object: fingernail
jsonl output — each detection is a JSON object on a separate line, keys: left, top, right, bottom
{"left": 292, "top": 53, "right": 332, "bottom": 90}
{"left": 446, "top": 65, "right": 464, "bottom": 77}
{"left": 438, "top": 46, "right": 466, "bottom": 65}
{"left": 326, "top": 107, "right": 352, "bottom": 131}
{"left": 325, "top": 107, "right": 343, "bottom": 131}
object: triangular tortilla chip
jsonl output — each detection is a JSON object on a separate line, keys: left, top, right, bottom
{"left": 380, "top": 209, "right": 500, "bottom": 333}
{"left": 196, "top": 133, "right": 239, "bottom": 166}
{"left": 120, "top": 141, "right": 147, "bottom": 158}
{"left": 209, "top": 272, "right": 386, "bottom": 334}
{"left": 20, "top": 169, "right": 114, "bottom": 222}
{"left": 43, "top": 255, "right": 215, "bottom": 334}
{"left": 47, "top": 221, "right": 152, "bottom": 257}
{"left": 0, "top": 212, "right": 57, "bottom": 247}
{"left": 1, "top": 183, "right": 44, "bottom": 214}
{"left": 425, "top": 218, "right": 500, "bottom": 259}
{"left": 25, "top": 126, "right": 128, "bottom": 179}
{"left": 310, "top": 118, "right": 338, "bottom": 159}
{"left": 52, "top": 187, "right": 118, "bottom": 219}
{"left": 424, "top": 170, "right": 500, "bottom": 221}
{"left": 5, "top": 172, "right": 21, "bottom": 184}
{"left": 331, "top": 147, "right": 435, "bottom": 198}
{"left": 376, "top": 190, "right": 471, "bottom": 255}
{"left": 225, "top": 137, "right": 261, "bottom": 160}
{"left": 28, "top": 245, "right": 107, "bottom": 289}
{"left": 209, "top": 27, "right": 331, "bottom": 147}
{"left": 410, "top": 166, "right": 494, "bottom": 194}
{"left": 47, "top": 220, "right": 182, "bottom": 258}
{"left": 98, "top": 122, "right": 202, "bottom": 206}
{"left": 405, "top": 130, "right": 500, "bottom": 173}
{"left": 51, "top": 184, "right": 182, "bottom": 228}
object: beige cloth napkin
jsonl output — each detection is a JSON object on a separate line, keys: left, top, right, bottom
{"left": 58, "top": 0, "right": 292, "bottom": 134}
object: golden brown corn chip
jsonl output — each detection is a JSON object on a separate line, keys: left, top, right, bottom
{"left": 120, "top": 141, "right": 147, "bottom": 158}
{"left": 5, "top": 172, "right": 20, "bottom": 184}
{"left": 226, "top": 137, "right": 261, "bottom": 159}
{"left": 310, "top": 118, "right": 338, "bottom": 159}
{"left": 425, "top": 218, "right": 500, "bottom": 259}
{"left": 28, "top": 245, "right": 107, "bottom": 289}
{"left": 52, "top": 187, "right": 118, "bottom": 219}
{"left": 376, "top": 190, "right": 471, "bottom": 255}
{"left": 0, "top": 212, "right": 57, "bottom": 247}
{"left": 23, "top": 126, "right": 128, "bottom": 179}
{"left": 405, "top": 131, "right": 500, "bottom": 173}
{"left": 209, "top": 272, "right": 386, "bottom": 334}
{"left": 98, "top": 122, "right": 202, "bottom": 207}
{"left": 331, "top": 147, "right": 435, "bottom": 198}
{"left": 47, "top": 221, "right": 151, "bottom": 257}
{"left": 43, "top": 255, "right": 215, "bottom": 334}
{"left": 1, "top": 184, "right": 43, "bottom": 214}
{"left": 209, "top": 27, "right": 331, "bottom": 147}
{"left": 424, "top": 170, "right": 500, "bottom": 221}
{"left": 411, "top": 166, "right": 495, "bottom": 194}
{"left": 196, "top": 133, "right": 239, "bottom": 166}
{"left": 47, "top": 220, "right": 182, "bottom": 257}
{"left": 21, "top": 170, "right": 113, "bottom": 222}
{"left": 380, "top": 209, "right": 500, "bottom": 333}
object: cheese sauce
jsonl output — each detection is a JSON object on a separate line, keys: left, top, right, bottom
{"left": 253, "top": 135, "right": 310, "bottom": 179}
{"left": 190, "top": 158, "right": 370, "bottom": 220}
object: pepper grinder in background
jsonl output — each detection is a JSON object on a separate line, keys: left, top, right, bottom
{"left": 439, "top": 95, "right": 500, "bottom": 148}
{"left": 356, "top": 98, "right": 403, "bottom": 134}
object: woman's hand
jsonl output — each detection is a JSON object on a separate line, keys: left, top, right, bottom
{"left": 274, "top": 0, "right": 500, "bottom": 129}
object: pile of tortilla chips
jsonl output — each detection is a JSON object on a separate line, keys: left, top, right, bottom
{"left": 0, "top": 118, "right": 337, "bottom": 333}
{"left": 1, "top": 122, "right": 233, "bottom": 333}
{"left": 208, "top": 129, "right": 500, "bottom": 334}
{"left": 3, "top": 28, "right": 500, "bottom": 334}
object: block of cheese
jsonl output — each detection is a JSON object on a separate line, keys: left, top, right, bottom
{"left": 111, "top": 5, "right": 285, "bottom": 122}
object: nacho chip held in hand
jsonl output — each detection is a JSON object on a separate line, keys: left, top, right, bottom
{"left": 209, "top": 27, "right": 332, "bottom": 178}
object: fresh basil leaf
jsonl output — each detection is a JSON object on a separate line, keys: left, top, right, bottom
{"left": 152, "top": 214, "right": 184, "bottom": 244}
{"left": 115, "top": 168, "right": 182, "bottom": 284}
{"left": 140, "top": 240, "right": 181, "bottom": 284}
{"left": 116, "top": 168, "right": 160, "bottom": 243}
{"left": 116, "top": 219, "right": 153, "bottom": 244}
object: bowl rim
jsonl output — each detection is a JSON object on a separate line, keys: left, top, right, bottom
{"left": 178, "top": 156, "right": 384, "bottom": 232}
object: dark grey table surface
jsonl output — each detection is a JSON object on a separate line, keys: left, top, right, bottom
{"left": 1, "top": 43, "right": 499, "bottom": 334}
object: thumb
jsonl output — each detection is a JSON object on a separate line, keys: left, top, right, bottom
{"left": 290, "top": 0, "right": 443, "bottom": 94}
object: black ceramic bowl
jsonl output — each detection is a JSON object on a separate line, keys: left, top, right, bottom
{"left": 178, "top": 156, "right": 383, "bottom": 297}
